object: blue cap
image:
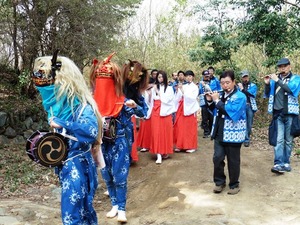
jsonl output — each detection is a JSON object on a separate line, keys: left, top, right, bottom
{"left": 202, "top": 70, "right": 210, "bottom": 76}
{"left": 241, "top": 70, "right": 249, "bottom": 77}
{"left": 277, "top": 58, "right": 290, "bottom": 66}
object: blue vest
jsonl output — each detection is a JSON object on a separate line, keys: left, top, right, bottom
{"left": 245, "top": 83, "right": 258, "bottom": 112}
{"left": 210, "top": 76, "right": 221, "bottom": 92}
{"left": 266, "top": 74, "right": 300, "bottom": 115}
{"left": 211, "top": 90, "right": 247, "bottom": 143}
{"left": 198, "top": 77, "right": 221, "bottom": 107}
{"left": 198, "top": 83, "right": 206, "bottom": 107}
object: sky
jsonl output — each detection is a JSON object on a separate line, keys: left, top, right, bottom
{"left": 129, "top": 0, "right": 246, "bottom": 37}
{"left": 127, "top": 0, "right": 202, "bottom": 36}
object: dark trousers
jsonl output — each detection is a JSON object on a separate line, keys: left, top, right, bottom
{"left": 213, "top": 139, "right": 241, "bottom": 188}
{"left": 201, "top": 106, "right": 213, "bottom": 135}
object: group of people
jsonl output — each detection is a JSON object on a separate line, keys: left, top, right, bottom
{"left": 135, "top": 59, "right": 300, "bottom": 197}
{"left": 31, "top": 52, "right": 300, "bottom": 225}
{"left": 32, "top": 52, "right": 150, "bottom": 224}
{"left": 196, "top": 59, "right": 300, "bottom": 195}
{"left": 135, "top": 69, "right": 200, "bottom": 164}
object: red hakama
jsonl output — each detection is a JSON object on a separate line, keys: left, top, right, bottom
{"left": 136, "top": 118, "right": 151, "bottom": 149}
{"left": 150, "top": 100, "right": 173, "bottom": 155}
{"left": 173, "top": 99, "right": 198, "bottom": 150}
{"left": 131, "top": 116, "right": 138, "bottom": 162}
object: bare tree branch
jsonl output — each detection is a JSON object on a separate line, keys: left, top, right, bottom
{"left": 284, "top": 0, "right": 300, "bottom": 9}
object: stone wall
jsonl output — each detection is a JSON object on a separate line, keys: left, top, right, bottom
{"left": 0, "top": 109, "right": 49, "bottom": 146}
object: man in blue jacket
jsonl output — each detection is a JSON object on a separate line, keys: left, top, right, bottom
{"left": 237, "top": 70, "right": 258, "bottom": 147}
{"left": 264, "top": 58, "right": 300, "bottom": 174}
{"left": 206, "top": 70, "right": 246, "bottom": 195}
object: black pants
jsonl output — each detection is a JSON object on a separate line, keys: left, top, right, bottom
{"left": 213, "top": 139, "right": 241, "bottom": 188}
{"left": 201, "top": 106, "right": 213, "bottom": 135}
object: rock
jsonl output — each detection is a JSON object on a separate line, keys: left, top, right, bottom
{"left": 23, "top": 117, "right": 33, "bottom": 130}
{"left": 23, "top": 130, "right": 34, "bottom": 139}
{"left": 4, "top": 127, "right": 17, "bottom": 138}
{"left": 42, "top": 121, "right": 50, "bottom": 130}
{"left": 31, "top": 122, "right": 41, "bottom": 131}
{"left": 11, "top": 135, "right": 26, "bottom": 145}
{"left": 0, "top": 112, "right": 8, "bottom": 127}
{"left": 0, "top": 207, "right": 6, "bottom": 216}
{"left": 0, "top": 135, "right": 9, "bottom": 145}
{"left": 0, "top": 127, "right": 5, "bottom": 135}
{"left": 14, "top": 208, "right": 35, "bottom": 221}
{"left": 0, "top": 215, "right": 20, "bottom": 225}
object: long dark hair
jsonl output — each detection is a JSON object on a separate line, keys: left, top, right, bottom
{"left": 122, "top": 60, "right": 149, "bottom": 106}
{"left": 156, "top": 70, "right": 168, "bottom": 92}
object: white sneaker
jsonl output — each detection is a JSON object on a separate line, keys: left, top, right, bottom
{"left": 140, "top": 148, "right": 148, "bottom": 152}
{"left": 106, "top": 205, "right": 118, "bottom": 218}
{"left": 156, "top": 154, "right": 162, "bottom": 164}
{"left": 174, "top": 148, "right": 181, "bottom": 152}
{"left": 117, "top": 210, "right": 127, "bottom": 223}
{"left": 186, "top": 149, "right": 196, "bottom": 153}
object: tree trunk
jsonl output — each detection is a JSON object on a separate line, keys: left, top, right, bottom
{"left": 12, "top": 1, "right": 19, "bottom": 71}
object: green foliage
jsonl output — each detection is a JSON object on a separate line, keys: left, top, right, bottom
{"left": 17, "top": 69, "right": 30, "bottom": 94}
{"left": 189, "top": 25, "right": 238, "bottom": 68}
{"left": 188, "top": 0, "right": 238, "bottom": 68}
{"left": 232, "top": 0, "right": 300, "bottom": 67}
{"left": 115, "top": 0, "right": 201, "bottom": 78}
{"left": 0, "top": 0, "right": 142, "bottom": 71}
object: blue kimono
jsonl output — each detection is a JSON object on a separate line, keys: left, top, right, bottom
{"left": 243, "top": 82, "right": 258, "bottom": 112}
{"left": 198, "top": 77, "right": 222, "bottom": 107}
{"left": 210, "top": 88, "right": 247, "bottom": 143}
{"left": 37, "top": 85, "right": 99, "bottom": 225}
{"left": 265, "top": 74, "right": 300, "bottom": 115}
{"left": 101, "top": 97, "right": 147, "bottom": 211}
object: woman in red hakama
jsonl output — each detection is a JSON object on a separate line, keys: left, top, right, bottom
{"left": 136, "top": 78, "right": 155, "bottom": 152}
{"left": 131, "top": 116, "right": 139, "bottom": 162}
{"left": 149, "top": 71, "right": 175, "bottom": 164}
{"left": 173, "top": 70, "right": 200, "bottom": 153}
{"left": 136, "top": 118, "right": 151, "bottom": 151}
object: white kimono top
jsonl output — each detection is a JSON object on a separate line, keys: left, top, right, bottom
{"left": 152, "top": 85, "right": 175, "bottom": 116}
{"left": 174, "top": 82, "right": 200, "bottom": 116}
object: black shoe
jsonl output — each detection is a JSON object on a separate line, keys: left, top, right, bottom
{"left": 244, "top": 142, "right": 250, "bottom": 147}
{"left": 271, "top": 164, "right": 285, "bottom": 174}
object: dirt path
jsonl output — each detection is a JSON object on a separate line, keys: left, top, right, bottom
{"left": 1, "top": 133, "right": 300, "bottom": 225}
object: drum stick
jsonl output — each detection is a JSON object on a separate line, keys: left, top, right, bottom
{"left": 61, "top": 128, "right": 78, "bottom": 141}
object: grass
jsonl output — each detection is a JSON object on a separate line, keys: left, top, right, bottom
{"left": 0, "top": 144, "right": 58, "bottom": 197}
{"left": 0, "top": 71, "right": 57, "bottom": 197}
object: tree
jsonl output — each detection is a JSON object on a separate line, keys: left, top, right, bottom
{"left": 0, "top": 0, "right": 141, "bottom": 97}
{"left": 116, "top": 0, "right": 201, "bottom": 76}
{"left": 0, "top": 0, "right": 142, "bottom": 70}
{"left": 188, "top": 0, "right": 238, "bottom": 69}
{"left": 231, "top": 0, "right": 300, "bottom": 67}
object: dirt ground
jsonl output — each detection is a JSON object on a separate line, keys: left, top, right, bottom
{"left": 1, "top": 129, "right": 300, "bottom": 225}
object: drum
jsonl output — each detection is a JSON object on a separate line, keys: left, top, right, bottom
{"left": 26, "top": 130, "right": 68, "bottom": 167}
{"left": 103, "top": 117, "right": 116, "bottom": 142}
